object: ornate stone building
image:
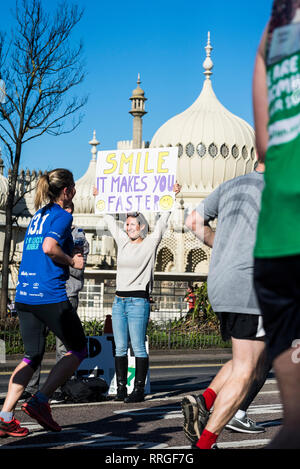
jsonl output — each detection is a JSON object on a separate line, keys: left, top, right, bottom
{"left": 0, "top": 34, "right": 256, "bottom": 315}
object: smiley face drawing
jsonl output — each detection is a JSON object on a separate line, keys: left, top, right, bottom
{"left": 96, "top": 199, "right": 105, "bottom": 212}
{"left": 159, "top": 195, "right": 174, "bottom": 211}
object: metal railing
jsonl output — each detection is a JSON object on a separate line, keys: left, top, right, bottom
{"left": 77, "top": 297, "right": 191, "bottom": 322}
{"left": 0, "top": 296, "right": 229, "bottom": 353}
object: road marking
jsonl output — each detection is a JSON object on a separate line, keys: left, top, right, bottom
{"left": 218, "top": 438, "right": 271, "bottom": 449}
{"left": 113, "top": 402, "right": 282, "bottom": 419}
{"left": 0, "top": 404, "right": 281, "bottom": 450}
{"left": 259, "top": 390, "right": 279, "bottom": 395}
{"left": 0, "top": 370, "right": 50, "bottom": 376}
{"left": 264, "top": 379, "right": 277, "bottom": 384}
{"left": 0, "top": 428, "right": 271, "bottom": 450}
{"left": 0, "top": 431, "right": 170, "bottom": 450}
{"left": 150, "top": 363, "right": 225, "bottom": 369}
{"left": 248, "top": 404, "right": 282, "bottom": 415}
{"left": 0, "top": 362, "right": 228, "bottom": 376}
{"left": 168, "top": 439, "right": 271, "bottom": 449}
{"left": 0, "top": 434, "right": 271, "bottom": 450}
{"left": 0, "top": 365, "right": 277, "bottom": 377}
{"left": 0, "top": 394, "right": 192, "bottom": 404}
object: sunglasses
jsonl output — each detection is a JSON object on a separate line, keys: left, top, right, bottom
{"left": 126, "top": 212, "right": 140, "bottom": 218}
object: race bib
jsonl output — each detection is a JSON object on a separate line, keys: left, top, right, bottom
{"left": 268, "top": 22, "right": 300, "bottom": 65}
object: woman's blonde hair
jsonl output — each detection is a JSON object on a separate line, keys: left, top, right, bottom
{"left": 34, "top": 168, "right": 74, "bottom": 210}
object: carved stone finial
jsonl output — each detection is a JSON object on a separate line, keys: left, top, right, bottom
{"left": 203, "top": 31, "right": 214, "bottom": 80}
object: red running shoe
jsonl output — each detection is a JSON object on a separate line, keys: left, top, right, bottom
{"left": 0, "top": 417, "right": 29, "bottom": 437}
{"left": 21, "top": 396, "right": 61, "bottom": 432}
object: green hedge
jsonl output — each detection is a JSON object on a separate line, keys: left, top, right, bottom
{"left": 0, "top": 319, "right": 105, "bottom": 355}
{"left": 0, "top": 283, "right": 230, "bottom": 353}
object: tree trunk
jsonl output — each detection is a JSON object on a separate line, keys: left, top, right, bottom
{"left": 0, "top": 148, "right": 21, "bottom": 319}
{"left": 0, "top": 202, "right": 14, "bottom": 318}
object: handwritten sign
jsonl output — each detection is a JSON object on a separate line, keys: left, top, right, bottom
{"left": 95, "top": 147, "right": 178, "bottom": 214}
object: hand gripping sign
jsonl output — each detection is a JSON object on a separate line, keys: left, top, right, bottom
{"left": 95, "top": 147, "right": 178, "bottom": 214}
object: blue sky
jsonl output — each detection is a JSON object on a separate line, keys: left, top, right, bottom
{"left": 0, "top": 0, "right": 273, "bottom": 181}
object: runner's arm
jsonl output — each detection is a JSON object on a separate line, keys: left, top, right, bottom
{"left": 253, "top": 24, "right": 269, "bottom": 162}
{"left": 43, "top": 237, "right": 84, "bottom": 269}
{"left": 185, "top": 210, "right": 215, "bottom": 248}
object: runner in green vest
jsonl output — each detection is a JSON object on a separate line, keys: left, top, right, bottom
{"left": 253, "top": 0, "right": 300, "bottom": 449}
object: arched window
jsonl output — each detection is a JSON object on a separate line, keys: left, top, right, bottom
{"left": 155, "top": 247, "right": 174, "bottom": 272}
{"left": 185, "top": 248, "right": 207, "bottom": 272}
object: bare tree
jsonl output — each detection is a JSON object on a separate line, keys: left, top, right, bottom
{"left": 0, "top": 0, "right": 87, "bottom": 317}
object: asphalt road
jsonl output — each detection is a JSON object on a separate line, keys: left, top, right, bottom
{"left": 0, "top": 363, "right": 282, "bottom": 453}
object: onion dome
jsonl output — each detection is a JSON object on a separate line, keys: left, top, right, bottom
{"left": 131, "top": 73, "right": 146, "bottom": 98}
{"left": 150, "top": 33, "right": 256, "bottom": 195}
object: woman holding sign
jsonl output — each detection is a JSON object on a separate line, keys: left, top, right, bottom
{"left": 94, "top": 183, "right": 181, "bottom": 402}
{"left": 0, "top": 169, "right": 87, "bottom": 437}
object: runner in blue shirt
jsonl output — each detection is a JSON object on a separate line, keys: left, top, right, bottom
{"left": 0, "top": 168, "right": 87, "bottom": 437}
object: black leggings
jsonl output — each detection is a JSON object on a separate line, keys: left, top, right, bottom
{"left": 239, "top": 350, "right": 272, "bottom": 412}
{"left": 16, "top": 301, "right": 87, "bottom": 370}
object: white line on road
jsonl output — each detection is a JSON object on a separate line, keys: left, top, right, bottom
{"left": 0, "top": 430, "right": 271, "bottom": 450}
{"left": 218, "top": 439, "right": 271, "bottom": 449}
{"left": 113, "top": 403, "right": 282, "bottom": 419}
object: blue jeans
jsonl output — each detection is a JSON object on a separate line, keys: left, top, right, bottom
{"left": 112, "top": 296, "right": 150, "bottom": 358}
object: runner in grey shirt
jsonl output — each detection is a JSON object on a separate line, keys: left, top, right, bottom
{"left": 197, "top": 170, "right": 263, "bottom": 316}
{"left": 181, "top": 163, "right": 269, "bottom": 449}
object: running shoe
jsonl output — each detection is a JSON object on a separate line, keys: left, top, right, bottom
{"left": 181, "top": 394, "right": 209, "bottom": 444}
{"left": 225, "top": 414, "right": 265, "bottom": 433}
{"left": 21, "top": 395, "right": 61, "bottom": 432}
{"left": 50, "top": 391, "right": 66, "bottom": 404}
{"left": 19, "top": 390, "right": 33, "bottom": 402}
{"left": 0, "top": 417, "right": 29, "bottom": 437}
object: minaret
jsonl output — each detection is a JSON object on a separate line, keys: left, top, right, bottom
{"left": 129, "top": 73, "right": 147, "bottom": 149}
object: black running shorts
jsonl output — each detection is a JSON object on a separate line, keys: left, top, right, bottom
{"left": 217, "top": 312, "right": 265, "bottom": 342}
{"left": 16, "top": 300, "right": 87, "bottom": 368}
{"left": 254, "top": 255, "right": 300, "bottom": 362}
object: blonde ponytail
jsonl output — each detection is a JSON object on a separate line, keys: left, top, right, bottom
{"left": 34, "top": 174, "right": 50, "bottom": 210}
{"left": 34, "top": 168, "right": 74, "bottom": 210}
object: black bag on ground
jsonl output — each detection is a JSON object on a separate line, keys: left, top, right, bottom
{"left": 61, "top": 376, "right": 109, "bottom": 403}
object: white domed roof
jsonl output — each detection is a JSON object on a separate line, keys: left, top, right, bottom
{"left": 73, "top": 130, "right": 99, "bottom": 214}
{"left": 150, "top": 33, "right": 256, "bottom": 194}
